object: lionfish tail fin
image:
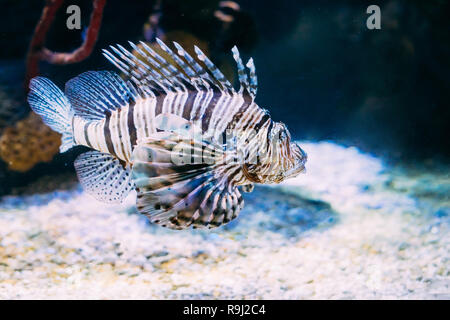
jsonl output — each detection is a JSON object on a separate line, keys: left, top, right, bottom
{"left": 27, "top": 77, "right": 74, "bottom": 152}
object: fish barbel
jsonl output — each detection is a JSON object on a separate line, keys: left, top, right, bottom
{"left": 28, "top": 39, "right": 307, "bottom": 230}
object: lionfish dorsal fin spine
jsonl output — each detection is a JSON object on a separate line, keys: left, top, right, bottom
{"left": 102, "top": 39, "right": 258, "bottom": 100}
{"left": 171, "top": 41, "right": 216, "bottom": 91}
{"left": 154, "top": 39, "right": 197, "bottom": 78}
{"left": 231, "top": 46, "right": 251, "bottom": 97}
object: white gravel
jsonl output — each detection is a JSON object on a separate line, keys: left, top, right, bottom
{"left": 0, "top": 141, "right": 448, "bottom": 299}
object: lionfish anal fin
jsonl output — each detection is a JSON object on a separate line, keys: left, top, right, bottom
{"left": 74, "top": 151, "right": 135, "bottom": 203}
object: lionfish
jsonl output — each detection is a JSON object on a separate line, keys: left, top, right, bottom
{"left": 28, "top": 39, "right": 307, "bottom": 230}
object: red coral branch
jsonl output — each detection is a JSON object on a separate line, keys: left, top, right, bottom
{"left": 25, "top": 0, "right": 64, "bottom": 89}
{"left": 25, "top": 0, "right": 107, "bottom": 90}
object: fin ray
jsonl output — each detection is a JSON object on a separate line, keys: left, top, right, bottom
{"left": 27, "top": 77, "right": 74, "bottom": 152}
{"left": 102, "top": 39, "right": 258, "bottom": 99}
{"left": 75, "top": 151, "right": 135, "bottom": 203}
{"left": 194, "top": 45, "right": 234, "bottom": 92}
{"left": 65, "top": 71, "right": 135, "bottom": 120}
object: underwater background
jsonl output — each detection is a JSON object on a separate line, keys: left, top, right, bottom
{"left": 0, "top": 0, "right": 449, "bottom": 299}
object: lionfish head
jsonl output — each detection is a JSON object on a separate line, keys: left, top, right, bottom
{"left": 241, "top": 121, "right": 307, "bottom": 184}
{"left": 265, "top": 122, "right": 307, "bottom": 183}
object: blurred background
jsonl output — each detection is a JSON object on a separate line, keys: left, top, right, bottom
{"left": 0, "top": 0, "right": 449, "bottom": 194}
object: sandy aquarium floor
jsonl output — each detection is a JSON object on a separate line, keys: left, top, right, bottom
{"left": 0, "top": 141, "right": 448, "bottom": 299}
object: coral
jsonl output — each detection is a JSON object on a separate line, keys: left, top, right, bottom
{"left": 130, "top": 31, "right": 209, "bottom": 82}
{"left": 0, "top": 0, "right": 107, "bottom": 172}
{"left": 164, "top": 30, "right": 210, "bottom": 57}
{"left": 0, "top": 113, "right": 61, "bottom": 172}
{"left": 25, "top": 0, "right": 107, "bottom": 89}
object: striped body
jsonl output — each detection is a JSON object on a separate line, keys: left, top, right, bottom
{"left": 73, "top": 90, "right": 272, "bottom": 184}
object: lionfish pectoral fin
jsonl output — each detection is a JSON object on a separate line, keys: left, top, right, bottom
{"left": 74, "top": 151, "right": 135, "bottom": 203}
{"left": 131, "top": 131, "right": 243, "bottom": 230}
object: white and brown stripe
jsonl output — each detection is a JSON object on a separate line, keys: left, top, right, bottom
{"left": 74, "top": 89, "right": 272, "bottom": 171}
{"left": 75, "top": 40, "right": 301, "bottom": 186}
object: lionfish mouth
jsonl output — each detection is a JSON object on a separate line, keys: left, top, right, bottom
{"left": 285, "top": 161, "right": 306, "bottom": 177}
{"left": 285, "top": 144, "right": 307, "bottom": 178}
